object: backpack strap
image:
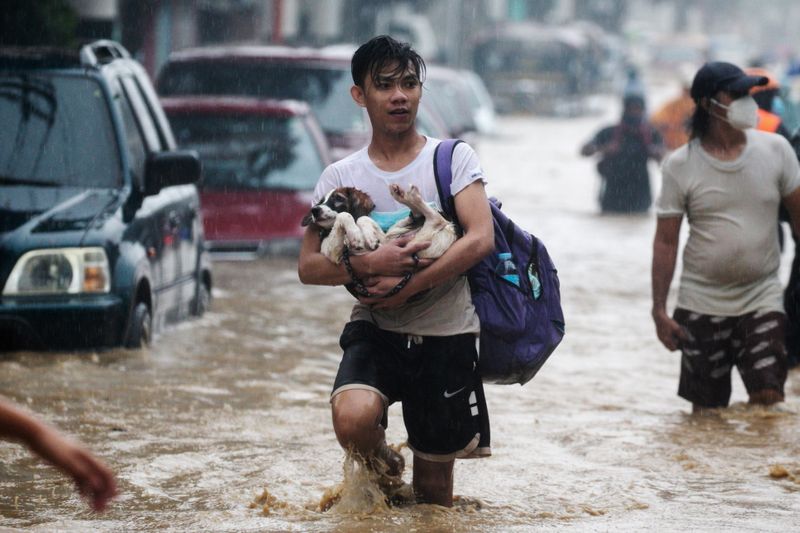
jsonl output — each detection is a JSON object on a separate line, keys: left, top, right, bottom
{"left": 434, "top": 139, "right": 463, "bottom": 225}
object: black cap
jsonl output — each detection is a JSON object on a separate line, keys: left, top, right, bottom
{"left": 690, "top": 61, "right": 769, "bottom": 101}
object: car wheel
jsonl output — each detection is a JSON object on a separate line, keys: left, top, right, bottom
{"left": 192, "top": 281, "right": 210, "bottom": 316}
{"left": 124, "top": 302, "right": 152, "bottom": 349}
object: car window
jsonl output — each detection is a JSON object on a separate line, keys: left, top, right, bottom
{"left": 112, "top": 80, "right": 147, "bottom": 182}
{"left": 423, "top": 79, "right": 468, "bottom": 134}
{"left": 0, "top": 72, "right": 121, "bottom": 188}
{"left": 158, "top": 61, "right": 365, "bottom": 136}
{"left": 120, "top": 76, "right": 161, "bottom": 152}
{"left": 169, "top": 111, "right": 323, "bottom": 191}
{"left": 131, "top": 72, "right": 176, "bottom": 149}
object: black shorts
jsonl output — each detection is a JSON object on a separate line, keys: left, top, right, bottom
{"left": 332, "top": 320, "right": 491, "bottom": 462}
{"left": 674, "top": 308, "right": 788, "bottom": 407}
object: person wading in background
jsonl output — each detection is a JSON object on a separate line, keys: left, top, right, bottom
{"left": 581, "top": 94, "right": 665, "bottom": 213}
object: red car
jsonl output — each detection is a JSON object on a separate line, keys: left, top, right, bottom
{"left": 161, "top": 97, "right": 331, "bottom": 256}
{"left": 157, "top": 45, "right": 455, "bottom": 161}
{"left": 157, "top": 45, "right": 369, "bottom": 161}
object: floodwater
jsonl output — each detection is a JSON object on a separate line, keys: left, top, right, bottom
{"left": 2, "top": 84, "right": 800, "bottom": 532}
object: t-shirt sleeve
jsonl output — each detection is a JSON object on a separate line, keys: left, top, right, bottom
{"left": 778, "top": 136, "right": 800, "bottom": 197}
{"left": 311, "top": 165, "right": 340, "bottom": 205}
{"left": 656, "top": 162, "right": 686, "bottom": 217}
{"left": 449, "top": 142, "right": 486, "bottom": 197}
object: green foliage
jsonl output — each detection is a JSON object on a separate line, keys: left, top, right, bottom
{"left": 1, "top": 0, "right": 78, "bottom": 46}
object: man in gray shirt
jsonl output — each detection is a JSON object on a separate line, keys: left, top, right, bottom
{"left": 652, "top": 62, "right": 800, "bottom": 411}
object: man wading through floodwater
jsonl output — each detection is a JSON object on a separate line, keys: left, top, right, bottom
{"left": 298, "top": 36, "right": 494, "bottom": 506}
{"left": 652, "top": 62, "right": 800, "bottom": 411}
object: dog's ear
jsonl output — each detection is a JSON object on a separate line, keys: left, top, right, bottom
{"left": 347, "top": 188, "right": 375, "bottom": 220}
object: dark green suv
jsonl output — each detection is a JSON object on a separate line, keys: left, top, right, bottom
{"left": 0, "top": 40, "right": 211, "bottom": 350}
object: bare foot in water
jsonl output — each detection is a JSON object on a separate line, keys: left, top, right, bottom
{"left": 372, "top": 443, "right": 416, "bottom": 504}
{"left": 370, "top": 442, "right": 405, "bottom": 485}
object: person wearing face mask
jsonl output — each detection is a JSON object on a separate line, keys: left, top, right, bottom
{"left": 651, "top": 62, "right": 800, "bottom": 411}
{"left": 580, "top": 94, "right": 665, "bottom": 213}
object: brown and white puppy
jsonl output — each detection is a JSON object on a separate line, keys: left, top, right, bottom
{"left": 302, "top": 184, "right": 458, "bottom": 265}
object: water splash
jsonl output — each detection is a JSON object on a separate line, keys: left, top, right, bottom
{"left": 250, "top": 488, "right": 289, "bottom": 516}
{"left": 319, "top": 450, "right": 416, "bottom": 515}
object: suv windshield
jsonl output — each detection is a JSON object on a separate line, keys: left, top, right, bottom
{"left": 170, "top": 112, "right": 323, "bottom": 191}
{"left": 0, "top": 72, "right": 121, "bottom": 188}
{"left": 158, "top": 62, "right": 365, "bottom": 137}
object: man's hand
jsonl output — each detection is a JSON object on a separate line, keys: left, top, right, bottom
{"left": 652, "top": 309, "right": 687, "bottom": 351}
{"left": 358, "top": 235, "right": 432, "bottom": 277}
{"left": 0, "top": 398, "right": 118, "bottom": 512}
{"left": 358, "top": 277, "right": 413, "bottom": 309}
{"left": 362, "top": 274, "right": 409, "bottom": 298}
{"left": 29, "top": 425, "right": 117, "bottom": 512}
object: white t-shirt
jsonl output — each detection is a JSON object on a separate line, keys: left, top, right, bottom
{"left": 312, "top": 137, "right": 486, "bottom": 336}
{"left": 657, "top": 129, "right": 800, "bottom": 316}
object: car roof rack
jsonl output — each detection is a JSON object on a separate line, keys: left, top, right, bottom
{"left": 80, "top": 40, "right": 131, "bottom": 67}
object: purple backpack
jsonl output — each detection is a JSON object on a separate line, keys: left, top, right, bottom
{"left": 434, "top": 139, "right": 565, "bottom": 385}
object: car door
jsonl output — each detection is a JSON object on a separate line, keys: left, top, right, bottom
{"left": 118, "top": 75, "right": 186, "bottom": 324}
{"left": 127, "top": 74, "right": 201, "bottom": 313}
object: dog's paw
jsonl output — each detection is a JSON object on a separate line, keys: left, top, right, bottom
{"left": 345, "top": 228, "right": 367, "bottom": 253}
{"left": 389, "top": 183, "right": 405, "bottom": 201}
{"left": 406, "top": 184, "right": 422, "bottom": 202}
{"left": 363, "top": 232, "right": 380, "bottom": 250}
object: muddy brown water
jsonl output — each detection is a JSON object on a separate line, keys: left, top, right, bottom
{"left": 2, "top": 107, "right": 800, "bottom": 532}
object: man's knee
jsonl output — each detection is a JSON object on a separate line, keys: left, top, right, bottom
{"left": 331, "top": 389, "right": 385, "bottom": 450}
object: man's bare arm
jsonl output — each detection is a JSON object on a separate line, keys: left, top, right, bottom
{"left": 783, "top": 186, "right": 800, "bottom": 238}
{"left": 0, "top": 397, "right": 117, "bottom": 511}
{"left": 651, "top": 215, "right": 686, "bottom": 350}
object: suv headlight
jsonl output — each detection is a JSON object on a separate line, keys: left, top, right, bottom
{"left": 3, "top": 247, "right": 110, "bottom": 296}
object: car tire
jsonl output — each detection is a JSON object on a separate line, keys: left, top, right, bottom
{"left": 192, "top": 281, "right": 210, "bottom": 316}
{"left": 124, "top": 302, "right": 152, "bottom": 349}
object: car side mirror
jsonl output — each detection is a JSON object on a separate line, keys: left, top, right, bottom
{"left": 143, "top": 150, "right": 201, "bottom": 196}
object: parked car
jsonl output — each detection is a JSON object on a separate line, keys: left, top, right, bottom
{"left": 157, "top": 44, "right": 461, "bottom": 159}
{"left": 157, "top": 45, "right": 368, "bottom": 161}
{"left": 460, "top": 69, "right": 497, "bottom": 136}
{"left": 424, "top": 65, "right": 498, "bottom": 145}
{"left": 417, "top": 98, "right": 451, "bottom": 140}
{"left": 424, "top": 65, "right": 479, "bottom": 140}
{"left": 0, "top": 40, "right": 211, "bottom": 350}
{"left": 161, "top": 96, "right": 331, "bottom": 256}
{"left": 472, "top": 21, "right": 596, "bottom": 115}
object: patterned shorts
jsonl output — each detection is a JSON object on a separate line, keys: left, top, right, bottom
{"left": 673, "top": 308, "right": 788, "bottom": 407}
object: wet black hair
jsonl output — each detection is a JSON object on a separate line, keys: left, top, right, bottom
{"left": 689, "top": 98, "right": 712, "bottom": 140}
{"left": 623, "top": 94, "right": 645, "bottom": 110}
{"left": 351, "top": 35, "right": 426, "bottom": 89}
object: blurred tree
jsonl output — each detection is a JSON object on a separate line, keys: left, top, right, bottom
{"left": 0, "top": 0, "right": 77, "bottom": 46}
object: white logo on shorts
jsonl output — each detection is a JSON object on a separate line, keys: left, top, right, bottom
{"left": 443, "top": 386, "right": 466, "bottom": 399}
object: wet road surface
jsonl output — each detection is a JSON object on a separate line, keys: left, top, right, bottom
{"left": 2, "top": 89, "right": 800, "bottom": 532}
